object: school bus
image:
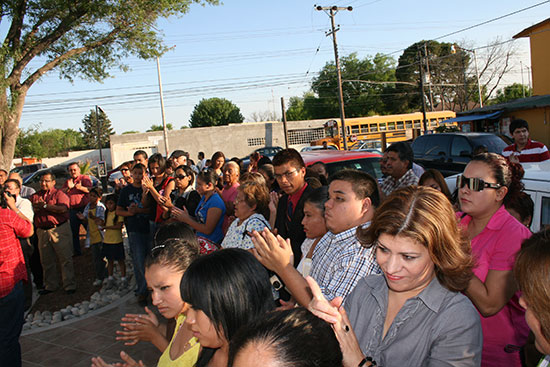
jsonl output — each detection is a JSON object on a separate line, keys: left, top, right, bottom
{"left": 311, "top": 111, "right": 457, "bottom": 150}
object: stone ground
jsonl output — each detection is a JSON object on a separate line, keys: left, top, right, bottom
{"left": 21, "top": 294, "right": 161, "bottom": 367}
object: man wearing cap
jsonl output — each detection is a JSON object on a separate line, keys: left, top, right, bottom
{"left": 502, "top": 119, "right": 550, "bottom": 163}
{"left": 62, "top": 162, "right": 92, "bottom": 256}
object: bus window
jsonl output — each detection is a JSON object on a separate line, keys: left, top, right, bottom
{"left": 388, "top": 122, "right": 396, "bottom": 130}
{"left": 414, "top": 120, "right": 421, "bottom": 129}
{"left": 361, "top": 124, "right": 369, "bottom": 133}
{"left": 430, "top": 119, "right": 438, "bottom": 127}
{"left": 405, "top": 121, "right": 412, "bottom": 129}
{"left": 351, "top": 125, "right": 360, "bottom": 134}
{"left": 397, "top": 121, "right": 404, "bottom": 130}
{"left": 379, "top": 123, "right": 387, "bottom": 131}
{"left": 370, "top": 123, "right": 378, "bottom": 132}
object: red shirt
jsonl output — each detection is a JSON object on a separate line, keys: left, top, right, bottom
{"left": 62, "top": 174, "right": 93, "bottom": 208}
{"left": 288, "top": 182, "right": 308, "bottom": 215}
{"left": 502, "top": 139, "right": 550, "bottom": 163}
{"left": 30, "top": 188, "right": 70, "bottom": 229}
{"left": 0, "top": 208, "right": 32, "bottom": 297}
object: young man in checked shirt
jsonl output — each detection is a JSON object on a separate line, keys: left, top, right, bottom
{"left": 252, "top": 169, "right": 380, "bottom": 306}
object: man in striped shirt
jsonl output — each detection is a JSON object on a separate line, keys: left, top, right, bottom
{"left": 502, "top": 119, "right": 550, "bottom": 163}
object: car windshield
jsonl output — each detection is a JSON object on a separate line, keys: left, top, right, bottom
{"left": 325, "top": 158, "right": 382, "bottom": 179}
{"left": 471, "top": 135, "right": 508, "bottom": 154}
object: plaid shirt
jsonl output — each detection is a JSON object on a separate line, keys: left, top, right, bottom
{"left": 380, "top": 169, "right": 419, "bottom": 196}
{"left": 0, "top": 207, "right": 33, "bottom": 298}
{"left": 310, "top": 223, "right": 380, "bottom": 301}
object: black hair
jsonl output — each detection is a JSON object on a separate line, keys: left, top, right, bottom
{"left": 228, "top": 308, "right": 343, "bottom": 367}
{"left": 175, "top": 165, "right": 195, "bottom": 186}
{"left": 386, "top": 141, "right": 414, "bottom": 169}
{"left": 471, "top": 152, "right": 524, "bottom": 207}
{"left": 170, "top": 150, "right": 186, "bottom": 159}
{"left": 272, "top": 148, "right": 305, "bottom": 169}
{"left": 211, "top": 151, "right": 226, "bottom": 164}
{"left": 103, "top": 193, "right": 119, "bottom": 222}
{"left": 198, "top": 152, "right": 205, "bottom": 159}
{"left": 197, "top": 169, "right": 219, "bottom": 187}
{"left": 180, "top": 249, "right": 274, "bottom": 367}
{"left": 329, "top": 169, "right": 380, "bottom": 208}
{"left": 132, "top": 163, "right": 146, "bottom": 172}
{"left": 148, "top": 153, "right": 167, "bottom": 174}
{"left": 40, "top": 170, "right": 56, "bottom": 181}
{"left": 257, "top": 155, "right": 272, "bottom": 167}
{"left": 509, "top": 119, "right": 529, "bottom": 135}
{"left": 304, "top": 186, "right": 329, "bottom": 212}
{"left": 134, "top": 150, "right": 148, "bottom": 159}
{"left": 506, "top": 191, "right": 534, "bottom": 227}
{"left": 146, "top": 224, "right": 200, "bottom": 273}
{"left": 67, "top": 162, "right": 80, "bottom": 170}
{"left": 89, "top": 186, "right": 103, "bottom": 197}
{"left": 0, "top": 186, "right": 7, "bottom": 208}
{"left": 4, "top": 178, "right": 21, "bottom": 189}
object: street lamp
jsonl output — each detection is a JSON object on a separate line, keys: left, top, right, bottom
{"left": 451, "top": 45, "right": 483, "bottom": 108}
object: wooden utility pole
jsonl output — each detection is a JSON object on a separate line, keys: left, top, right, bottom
{"left": 417, "top": 49, "right": 428, "bottom": 134}
{"left": 315, "top": 5, "right": 352, "bottom": 150}
{"left": 281, "top": 97, "right": 289, "bottom": 148}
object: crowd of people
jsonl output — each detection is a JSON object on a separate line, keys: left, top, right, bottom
{"left": 1, "top": 117, "right": 549, "bottom": 367}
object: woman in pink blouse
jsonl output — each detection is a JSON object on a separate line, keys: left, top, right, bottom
{"left": 458, "top": 153, "right": 531, "bottom": 367}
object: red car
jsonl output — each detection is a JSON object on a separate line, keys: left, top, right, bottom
{"left": 300, "top": 150, "right": 382, "bottom": 179}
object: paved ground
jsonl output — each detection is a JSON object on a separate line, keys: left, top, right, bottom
{"left": 21, "top": 295, "right": 161, "bottom": 367}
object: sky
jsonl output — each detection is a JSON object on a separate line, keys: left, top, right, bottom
{"left": 14, "top": 0, "right": 549, "bottom": 134}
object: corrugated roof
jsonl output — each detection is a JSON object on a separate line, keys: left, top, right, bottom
{"left": 457, "top": 94, "right": 550, "bottom": 116}
{"left": 513, "top": 18, "right": 550, "bottom": 38}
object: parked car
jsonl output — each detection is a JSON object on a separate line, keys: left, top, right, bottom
{"left": 10, "top": 163, "right": 47, "bottom": 179}
{"left": 300, "top": 145, "right": 338, "bottom": 152}
{"left": 350, "top": 140, "right": 384, "bottom": 155}
{"left": 412, "top": 132, "right": 509, "bottom": 177}
{"left": 23, "top": 165, "right": 99, "bottom": 193}
{"left": 300, "top": 150, "right": 382, "bottom": 179}
{"left": 252, "top": 146, "right": 283, "bottom": 158}
{"left": 445, "top": 160, "right": 550, "bottom": 233}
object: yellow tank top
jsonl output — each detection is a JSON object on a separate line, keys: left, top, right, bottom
{"left": 87, "top": 207, "right": 102, "bottom": 244}
{"left": 103, "top": 211, "right": 124, "bottom": 244}
{"left": 157, "top": 313, "right": 200, "bottom": 367}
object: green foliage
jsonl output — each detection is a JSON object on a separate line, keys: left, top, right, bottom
{"left": 286, "top": 94, "right": 313, "bottom": 121}
{"left": 148, "top": 123, "right": 173, "bottom": 132}
{"left": 490, "top": 83, "right": 532, "bottom": 104}
{"left": 0, "top": 0, "right": 220, "bottom": 168}
{"left": 189, "top": 98, "right": 244, "bottom": 128}
{"left": 15, "top": 124, "right": 85, "bottom": 159}
{"left": 305, "top": 53, "right": 397, "bottom": 119}
{"left": 80, "top": 109, "right": 115, "bottom": 149}
{"left": 122, "top": 130, "right": 140, "bottom": 134}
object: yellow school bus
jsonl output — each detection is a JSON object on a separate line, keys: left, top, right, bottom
{"left": 312, "top": 111, "right": 457, "bottom": 149}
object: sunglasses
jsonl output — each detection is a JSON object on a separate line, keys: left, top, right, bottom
{"left": 456, "top": 175, "right": 502, "bottom": 192}
{"left": 175, "top": 174, "right": 187, "bottom": 180}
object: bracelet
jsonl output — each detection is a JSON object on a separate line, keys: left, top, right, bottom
{"left": 358, "top": 358, "right": 367, "bottom": 367}
{"left": 358, "top": 357, "right": 376, "bottom": 367}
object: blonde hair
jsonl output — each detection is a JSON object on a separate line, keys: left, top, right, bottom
{"left": 514, "top": 229, "right": 550, "bottom": 340}
{"left": 239, "top": 181, "right": 270, "bottom": 219}
{"left": 358, "top": 186, "right": 474, "bottom": 292}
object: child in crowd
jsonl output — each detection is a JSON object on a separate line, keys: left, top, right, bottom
{"left": 77, "top": 187, "right": 106, "bottom": 286}
{"left": 102, "top": 194, "right": 127, "bottom": 287}
{"left": 91, "top": 225, "right": 201, "bottom": 367}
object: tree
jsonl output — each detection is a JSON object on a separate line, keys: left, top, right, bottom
{"left": 122, "top": 130, "right": 140, "bottom": 134}
{"left": 80, "top": 109, "right": 114, "bottom": 149}
{"left": 148, "top": 123, "right": 173, "bottom": 132}
{"left": 490, "top": 83, "right": 532, "bottom": 104}
{"left": 285, "top": 94, "right": 312, "bottom": 121}
{"left": 306, "top": 53, "right": 397, "bottom": 119}
{"left": 189, "top": 98, "right": 244, "bottom": 128}
{"left": 0, "top": 0, "right": 219, "bottom": 169}
{"left": 15, "top": 124, "right": 84, "bottom": 158}
{"left": 248, "top": 110, "right": 279, "bottom": 122}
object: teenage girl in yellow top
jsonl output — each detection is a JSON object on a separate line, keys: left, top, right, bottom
{"left": 91, "top": 225, "right": 201, "bottom": 367}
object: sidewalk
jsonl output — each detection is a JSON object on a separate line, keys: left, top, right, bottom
{"left": 21, "top": 294, "right": 161, "bottom": 367}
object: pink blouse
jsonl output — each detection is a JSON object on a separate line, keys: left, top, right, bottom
{"left": 459, "top": 205, "right": 531, "bottom": 367}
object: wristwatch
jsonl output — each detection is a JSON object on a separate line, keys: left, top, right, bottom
{"left": 43, "top": 203, "right": 47, "bottom": 209}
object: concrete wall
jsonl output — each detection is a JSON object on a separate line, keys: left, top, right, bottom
{"left": 41, "top": 148, "right": 112, "bottom": 169}
{"left": 109, "top": 119, "right": 327, "bottom": 167}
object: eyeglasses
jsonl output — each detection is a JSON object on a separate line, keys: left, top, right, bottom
{"left": 274, "top": 169, "right": 298, "bottom": 181}
{"left": 456, "top": 175, "right": 502, "bottom": 192}
{"left": 175, "top": 174, "right": 187, "bottom": 180}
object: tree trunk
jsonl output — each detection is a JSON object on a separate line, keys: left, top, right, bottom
{"left": 0, "top": 88, "right": 27, "bottom": 169}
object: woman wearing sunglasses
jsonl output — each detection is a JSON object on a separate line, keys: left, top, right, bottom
{"left": 457, "top": 152, "right": 532, "bottom": 367}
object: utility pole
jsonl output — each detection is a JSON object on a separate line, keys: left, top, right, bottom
{"left": 95, "top": 105, "right": 104, "bottom": 161}
{"left": 417, "top": 50, "right": 428, "bottom": 134}
{"left": 156, "top": 56, "right": 170, "bottom": 157}
{"left": 316, "top": 5, "right": 352, "bottom": 150}
{"left": 424, "top": 43, "right": 434, "bottom": 111}
{"left": 281, "top": 97, "right": 289, "bottom": 149}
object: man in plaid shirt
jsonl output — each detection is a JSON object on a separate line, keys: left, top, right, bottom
{"left": 380, "top": 142, "right": 419, "bottom": 197}
{"left": 251, "top": 169, "right": 380, "bottom": 306}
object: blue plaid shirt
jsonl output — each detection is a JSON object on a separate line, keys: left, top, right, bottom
{"left": 310, "top": 223, "right": 380, "bottom": 301}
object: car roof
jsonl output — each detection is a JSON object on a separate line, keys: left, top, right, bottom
{"left": 418, "top": 132, "right": 498, "bottom": 137}
{"left": 301, "top": 150, "right": 381, "bottom": 165}
{"left": 522, "top": 161, "right": 550, "bottom": 183}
